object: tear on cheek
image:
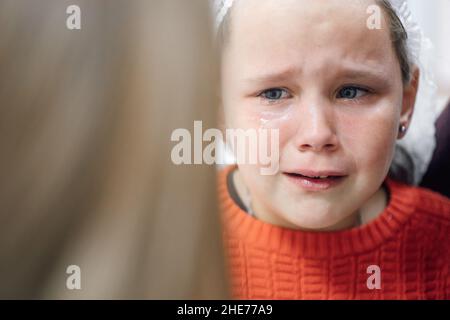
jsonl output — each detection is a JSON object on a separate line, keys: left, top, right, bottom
{"left": 258, "top": 109, "right": 295, "bottom": 129}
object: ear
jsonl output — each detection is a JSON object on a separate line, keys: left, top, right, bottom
{"left": 398, "top": 66, "right": 420, "bottom": 139}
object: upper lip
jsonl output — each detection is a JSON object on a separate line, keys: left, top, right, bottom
{"left": 284, "top": 169, "right": 348, "bottom": 178}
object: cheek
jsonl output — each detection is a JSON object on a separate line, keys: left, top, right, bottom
{"left": 224, "top": 103, "right": 294, "bottom": 174}
{"left": 338, "top": 104, "right": 399, "bottom": 174}
{"left": 225, "top": 101, "right": 296, "bottom": 149}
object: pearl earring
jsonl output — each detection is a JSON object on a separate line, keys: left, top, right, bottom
{"left": 399, "top": 124, "right": 407, "bottom": 134}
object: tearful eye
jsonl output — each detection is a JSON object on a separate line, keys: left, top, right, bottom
{"left": 260, "top": 88, "right": 290, "bottom": 101}
{"left": 337, "top": 86, "right": 368, "bottom": 99}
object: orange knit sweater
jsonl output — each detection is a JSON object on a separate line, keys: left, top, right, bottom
{"left": 219, "top": 166, "right": 450, "bottom": 300}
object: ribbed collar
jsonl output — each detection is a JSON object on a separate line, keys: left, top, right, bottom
{"left": 219, "top": 165, "right": 419, "bottom": 258}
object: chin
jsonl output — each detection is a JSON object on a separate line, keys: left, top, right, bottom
{"left": 282, "top": 207, "right": 346, "bottom": 230}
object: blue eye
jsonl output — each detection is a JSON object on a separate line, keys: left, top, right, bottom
{"left": 260, "top": 88, "right": 290, "bottom": 101}
{"left": 337, "top": 86, "right": 369, "bottom": 99}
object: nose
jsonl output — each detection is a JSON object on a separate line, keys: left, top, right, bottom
{"left": 292, "top": 100, "right": 339, "bottom": 153}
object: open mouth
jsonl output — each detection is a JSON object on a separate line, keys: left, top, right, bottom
{"left": 285, "top": 173, "right": 343, "bottom": 180}
{"left": 283, "top": 172, "right": 347, "bottom": 190}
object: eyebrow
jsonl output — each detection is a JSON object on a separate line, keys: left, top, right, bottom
{"left": 244, "top": 63, "right": 389, "bottom": 84}
{"left": 244, "top": 66, "right": 302, "bottom": 84}
{"left": 335, "top": 65, "right": 389, "bottom": 82}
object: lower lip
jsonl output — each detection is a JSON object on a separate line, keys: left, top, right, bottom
{"left": 284, "top": 174, "right": 346, "bottom": 191}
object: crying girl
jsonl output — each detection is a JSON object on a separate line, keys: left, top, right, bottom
{"left": 215, "top": 0, "right": 450, "bottom": 299}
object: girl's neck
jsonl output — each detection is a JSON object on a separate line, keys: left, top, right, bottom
{"left": 358, "top": 183, "right": 389, "bottom": 226}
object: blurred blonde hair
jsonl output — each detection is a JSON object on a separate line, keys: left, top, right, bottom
{"left": 0, "top": 0, "right": 227, "bottom": 299}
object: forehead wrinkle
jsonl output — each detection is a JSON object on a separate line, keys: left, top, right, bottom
{"left": 236, "top": 26, "right": 394, "bottom": 84}
{"left": 243, "top": 65, "right": 303, "bottom": 84}
{"left": 242, "top": 59, "right": 389, "bottom": 86}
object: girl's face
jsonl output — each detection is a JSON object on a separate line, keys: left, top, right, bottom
{"left": 222, "top": 0, "right": 418, "bottom": 230}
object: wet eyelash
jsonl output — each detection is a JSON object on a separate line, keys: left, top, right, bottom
{"left": 257, "top": 88, "right": 291, "bottom": 103}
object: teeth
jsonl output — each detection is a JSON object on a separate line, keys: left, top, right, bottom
{"left": 294, "top": 173, "right": 331, "bottom": 179}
